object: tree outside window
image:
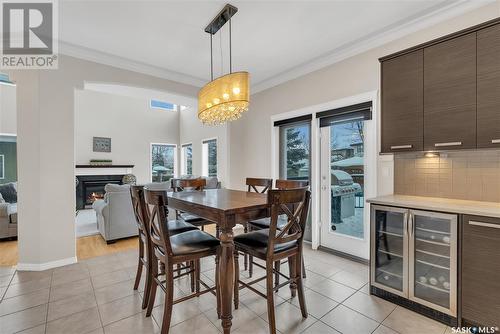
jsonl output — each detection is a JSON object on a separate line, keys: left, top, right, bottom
{"left": 151, "top": 144, "right": 176, "bottom": 182}
{"left": 202, "top": 139, "right": 217, "bottom": 177}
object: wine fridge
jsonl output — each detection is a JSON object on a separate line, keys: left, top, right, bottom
{"left": 370, "top": 205, "right": 457, "bottom": 317}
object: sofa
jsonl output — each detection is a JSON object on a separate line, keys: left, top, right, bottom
{"left": 92, "top": 177, "right": 220, "bottom": 243}
{"left": 0, "top": 182, "right": 17, "bottom": 240}
{"left": 92, "top": 184, "right": 138, "bottom": 243}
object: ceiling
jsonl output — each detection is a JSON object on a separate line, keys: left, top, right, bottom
{"left": 59, "top": 0, "right": 491, "bottom": 92}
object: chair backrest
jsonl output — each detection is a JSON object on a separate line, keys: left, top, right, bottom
{"left": 266, "top": 188, "right": 311, "bottom": 256}
{"left": 143, "top": 188, "right": 173, "bottom": 261}
{"left": 246, "top": 178, "right": 272, "bottom": 193}
{"left": 130, "top": 185, "right": 150, "bottom": 240}
{"left": 171, "top": 178, "right": 206, "bottom": 192}
{"left": 275, "top": 179, "right": 309, "bottom": 189}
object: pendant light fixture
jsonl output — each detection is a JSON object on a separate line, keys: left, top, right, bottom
{"left": 198, "top": 4, "right": 249, "bottom": 126}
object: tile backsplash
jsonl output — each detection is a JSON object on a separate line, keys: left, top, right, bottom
{"left": 394, "top": 150, "right": 500, "bottom": 203}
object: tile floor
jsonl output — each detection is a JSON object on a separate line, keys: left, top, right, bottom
{"left": 0, "top": 245, "right": 453, "bottom": 334}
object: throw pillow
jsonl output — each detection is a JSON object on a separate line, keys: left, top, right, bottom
{"left": 0, "top": 183, "right": 17, "bottom": 203}
{"left": 104, "top": 183, "right": 130, "bottom": 193}
{"left": 0, "top": 192, "right": 4, "bottom": 203}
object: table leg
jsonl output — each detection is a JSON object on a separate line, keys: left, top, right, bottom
{"left": 218, "top": 226, "right": 234, "bottom": 334}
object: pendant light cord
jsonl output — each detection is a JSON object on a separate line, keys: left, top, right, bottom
{"left": 210, "top": 33, "right": 213, "bottom": 81}
{"left": 220, "top": 30, "right": 223, "bottom": 77}
{"left": 229, "top": 18, "right": 232, "bottom": 73}
{"left": 208, "top": 13, "right": 233, "bottom": 79}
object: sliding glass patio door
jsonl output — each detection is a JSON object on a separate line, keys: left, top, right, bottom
{"left": 278, "top": 121, "right": 312, "bottom": 241}
{"left": 320, "top": 119, "right": 368, "bottom": 257}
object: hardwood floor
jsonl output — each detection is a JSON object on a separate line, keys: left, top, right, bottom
{"left": 0, "top": 225, "right": 218, "bottom": 266}
{"left": 0, "top": 239, "right": 18, "bottom": 266}
{"left": 0, "top": 236, "right": 140, "bottom": 266}
{"left": 76, "top": 235, "right": 139, "bottom": 260}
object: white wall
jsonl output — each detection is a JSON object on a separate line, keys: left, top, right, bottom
{"left": 229, "top": 2, "right": 500, "bottom": 191}
{"left": 0, "top": 84, "right": 17, "bottom": 135}
{"left": 228, "top": 3, "right": 500, "bottom": 257}
{"left": 11, "top": 55, "right": 198, "bottom": 270}
{"left": 75, "top": 89, "right": 180, "bottom": 184}
{"left": 179, "top": 106, "right": 229, "bottom": 187}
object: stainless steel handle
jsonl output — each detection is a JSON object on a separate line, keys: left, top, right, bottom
{"left": 403, "top": 212, "right": 408, "bottom": 237}
{"left": 492, "top": 139, "right": 500, "bottom": 144}
{"left": 408, "top": 212, "right": 414, "bottom": 238}
{"left": 469, "top": 221, "right": 500, "bottom": 229}
{"left": 434, "top": 141, "right": 462, "bottom": 147}
{"left": 391, "top": 145, "right": 412, "bottom": 150}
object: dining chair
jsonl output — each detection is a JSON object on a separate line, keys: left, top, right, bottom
{"left": 248, "top": 179, "right": 310, "bottom": 281}
{"left": 129, "top": 185, "right": 198, "bottom": 308}
{"left": 144, "top": 188, "right": 220, "bottom": 334}
{"left": 242, "top": 178, "right": 273, "bottom": 270}
{"left": 233, "top": 187, "right": 311, "bottom": 334}
{"left": 171, "top": 178, "right": 218, "bottom": 236}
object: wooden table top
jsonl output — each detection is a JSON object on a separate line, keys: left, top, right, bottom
{"left": 168, "top": 188, "right": 268, "bottom": 213}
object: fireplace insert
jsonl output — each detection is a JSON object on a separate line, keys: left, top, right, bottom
{"left": 76, "top": 175, "right": 124, "bottom": 209}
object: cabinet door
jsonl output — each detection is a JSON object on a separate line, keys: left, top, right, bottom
{"left": 477, "top": 24, "right": 500, "bottom": 148}
{"left": 409, "top": 210, "right": 457, "bottom": 316}
{"left": 370, "top": 205, "right": 408, "bottom": 297}
{"left": 462, "top": 215, "right": 500, "bottom": 327}
{"left": 381, "top": 50, "right": 423, "bottom": 153}
{"left": 423, "top": 33, "right": 477, "bottom": 151}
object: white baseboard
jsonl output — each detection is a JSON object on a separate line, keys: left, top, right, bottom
{"left": 16, "top": 256, "right": 78, "bottom": 271}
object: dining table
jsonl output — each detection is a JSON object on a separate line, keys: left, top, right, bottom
{"left": 167, "top": 188, "right": 270, "bottom": 333}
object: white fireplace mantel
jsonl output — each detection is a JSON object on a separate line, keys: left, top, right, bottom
{"left": 75, "top": 165, "right": 134, "bottom": 176}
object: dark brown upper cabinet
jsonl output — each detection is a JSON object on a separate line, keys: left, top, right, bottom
{"left": 381, "top": 50, "right": 423, "bottom": 153}
{"left": 477, "top": 24, "right": 500, "bottom": 149}
{"left": 423, "top": 32, "right": 477, "bottom": 151}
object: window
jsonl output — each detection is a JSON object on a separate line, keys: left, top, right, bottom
{"left": 0, "top": 155, "right": 4, "bottom": 179}
{"left": 0, "top": 135, "right": 16, "bottom": 182}
{"left": 202, "top": 139, "right": 217, "bottom": 177}
{"left": 181, "top": 143, "right": 193, "bottom": 175}
{"left": 279, "top": 122, "right": 310, "bottom": 180}
{"left": 150, "top": 99, "right": 177, "bottom": 111}
{"left": 151, "top": 143, "right": 176, "bottom": 182}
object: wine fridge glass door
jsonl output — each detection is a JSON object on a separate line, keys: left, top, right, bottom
{"left": 370, "top": 205, "right": 409, "bottom": 297}
{"left": 408, "top": 209, "right": 457, "bottom": 316}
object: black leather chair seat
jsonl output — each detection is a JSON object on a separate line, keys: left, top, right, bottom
{"left": 179, "top": 212, "right": 206, "bottom": 223}
{"left": 165, "top": 219, "right": 198, "bottom": 236}
{"left": 234, "top": 229, "right": 297, "bottom": 257}
{"left": 171, "top": 230, "right": 220, "bottom": 256}
{"left": 247, "top": 215, "right": 288, "bottom": 230}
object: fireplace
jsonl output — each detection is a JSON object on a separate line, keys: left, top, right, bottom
{"left": 76, "top": 174, "right": 124, "bottom": 209}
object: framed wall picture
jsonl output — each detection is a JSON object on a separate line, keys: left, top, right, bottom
{"left": 0, "top": 155, "right": 4, "bottom": 179}
{"left": 93, "top": 137, "right": 111, "bottom": 153}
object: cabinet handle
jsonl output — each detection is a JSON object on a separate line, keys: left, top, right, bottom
{"left": 492, "top": 139, "right": 500, "bottom": 144}
{"left": 391, "top": 145, "right": 412, "bottom": 150}
{"left": 408, "top": 212, "right": 414, "bottom": 238}
{"left": 469, "top": 221, "right": 500, "bottom": 229}
{"left": 434, "top": 142, "right": 462, "bottom": 147}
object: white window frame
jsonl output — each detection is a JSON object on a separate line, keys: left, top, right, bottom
{"left": 180, "top": 143, "right": 193, "bottom": 176}
{"left": 201, "top": 137, "right": 218, "bottom": 177}
{"left": 0, "top": 133, "right": 16, "bottom": 180}
{"left": 0, "top": 154, "right": 4, "bottom": 179}
{"left": 270, "top": 90, "right": 380, "bottom": 256}
{"left": 150, "top": 143, "right": 178, "bottom": 182}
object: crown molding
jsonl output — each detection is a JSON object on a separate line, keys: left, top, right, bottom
{"left": 251, "top": 0, "right": 496, "bottom": 94}
{"left": 59, "top": 41, "right": 206, "bottom": 88}
{"left": 58, "top": 1, "right": 495, "bottom": 94}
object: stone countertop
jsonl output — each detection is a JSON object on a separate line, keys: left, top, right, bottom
{"left": 367, "top": 194, "right": 500, "bottom": 218}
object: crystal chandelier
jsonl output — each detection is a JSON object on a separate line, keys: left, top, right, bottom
{"left": 198, "top": 4, "right": 249, "bottom": 126}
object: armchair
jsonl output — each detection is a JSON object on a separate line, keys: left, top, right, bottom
{"left": 92, "top": 184, "right": 138, "bottom": 243}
